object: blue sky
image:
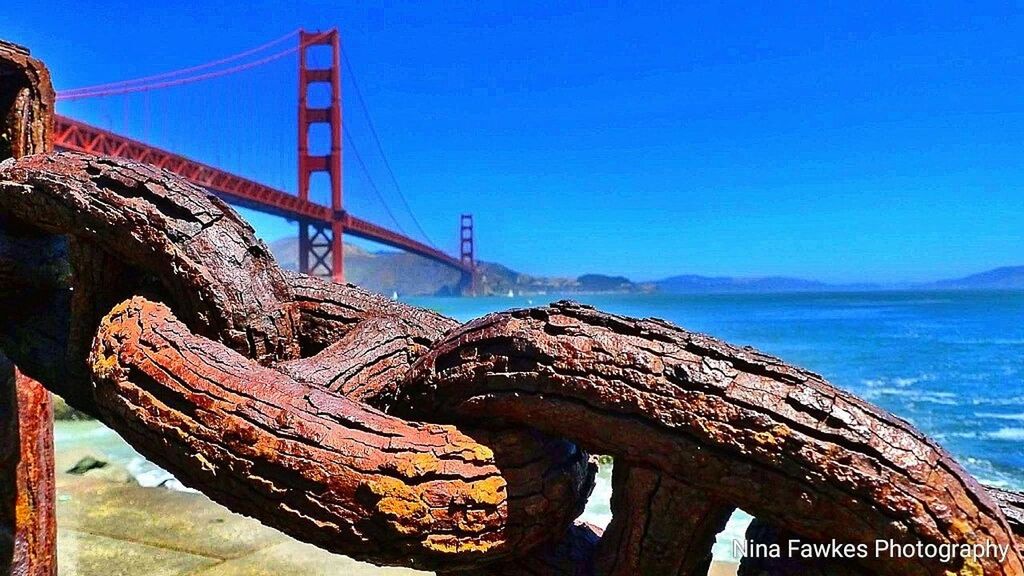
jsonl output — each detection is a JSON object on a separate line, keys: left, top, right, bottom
{"left": 6, "top": 1, "right": 1024, "bottom": 283}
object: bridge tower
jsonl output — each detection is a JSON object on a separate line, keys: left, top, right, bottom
{"left": 459, "top": 214, "right": 476, "bottom": 294}
{"left": 298, "top": 29, "right": 344, "bottom": 282}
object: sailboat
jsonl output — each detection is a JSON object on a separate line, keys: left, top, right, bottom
{"left": 506, "top": 289, "right": 515, "bottom": 298}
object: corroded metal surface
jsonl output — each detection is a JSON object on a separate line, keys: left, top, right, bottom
{"left": 5, "top": 151, "right": 1024, "bottom": 574}
{"left": 1, "top": 360, "right": 57, "bottom": 576}
{"left": 13, "top": 369, "right": 56, "bottom": 576}
{"left": 396, "top": 302, "right": 1024, "bottom": 575}
{"left": 0, "top": 41, "right": 53, "bottom": 160}
{"left": 0, "top": 40, "right": 57, "bottom": 576}
{"left": 88, "top": 297, "right": 591, "bottom": 569}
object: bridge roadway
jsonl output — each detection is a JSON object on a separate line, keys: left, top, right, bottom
{"left": 52, "top": 116, "right": 469, "bottom": 274}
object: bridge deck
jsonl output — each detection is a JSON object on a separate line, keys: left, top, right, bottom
{"left": 52, "top": 116, "right": 469, "bottom": 273}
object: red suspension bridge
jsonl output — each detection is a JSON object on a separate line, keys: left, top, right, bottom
{"left": 51, "top": 29, "right": 476, "bottom": 291}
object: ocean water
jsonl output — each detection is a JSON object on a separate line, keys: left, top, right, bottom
{"left": 55, "top": 290, "right": 1024, "bottom": 563}
{"left": 408, "top": 290, "right": 1024, "bottom": 560}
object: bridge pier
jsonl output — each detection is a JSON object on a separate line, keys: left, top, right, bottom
{"left": 457, "top": 269, "right": 476, "bottom": 296}
{"left": 331, "top": 214, "right": 344, "bottom": 283}
{"left": 299, "top": 219, "right": 343, "bottom": 283}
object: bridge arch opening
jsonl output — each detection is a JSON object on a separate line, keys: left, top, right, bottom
{"left": 306, "top": 123, "right": 332, "bottom": 157}
{"left": 305, "top": 82, "right": 332, "bottom": 110}
{"left": 306, "top": 165, "right": 333, "bottom": 206}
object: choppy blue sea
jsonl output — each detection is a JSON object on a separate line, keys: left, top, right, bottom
{"left": 408, "top": 290, "right": 1024, "bottom": 560}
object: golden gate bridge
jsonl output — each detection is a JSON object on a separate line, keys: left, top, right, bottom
{"left": 51, "top": 29, "right": 476, "bottom": 290}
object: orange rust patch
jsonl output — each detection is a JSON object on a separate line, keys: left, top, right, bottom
{"left": 753, "top": 424, "right": 792, "bottom": 447}
{"left": 391, "top": 452, "right": 442, "bottom": 477}
{"left": 466, "top": 476, "right": 506, "bottom": 507}
{"left": 423, "top": 533, "right": 498, "bottom": 555}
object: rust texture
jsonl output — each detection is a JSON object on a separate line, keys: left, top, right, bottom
{"left": 1, "top": 360, "right": 57, "bottom": 576}
{"left": 3, "top": 38, "right": 1024, "bottom": 576}
{"left": 1, "top": 357, "right": 16, "bottom": 574}
{"left": 0, "top": 41, "right": 53, "bottom": 160}
{"left": 988, "top": 486, "right": 1024, "bottom": 555}
{"left": 397, "top": 303, "right": 1024, "bottom": 575}
{"left": 0, "top": 149, "right": 596, "bottom": 572}
{"left": 591, "top": 466, "right": 730, "bottom": 575}
{"left": 0, "top": 40, "right": 57, "bottom": 576}
{"left": 0, "top": 153, "right": 302, "bottom": 401}
{"left": 12, "top": 368, "right": 56, "bottom": 576}
{"left": 88, "top": 297, "right": 591, "bottom": 570}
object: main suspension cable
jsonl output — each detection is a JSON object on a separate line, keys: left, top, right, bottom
{"left": 342, "top": 46, "right": 437, "bottom": 248}
{"left": 60, "top": 30, "right": 300, "bottom": 97}
{"left": 57, "top": 31, "right": 329, "bottom": 101}
{"left": 343, "top": 128, "right": 409, "bottom": 236}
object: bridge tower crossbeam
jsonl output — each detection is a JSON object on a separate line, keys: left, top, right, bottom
{"left": 297, "top": 29, "right": 344, "bottom": 282}
{"left": 459, "top": 213, "right": 476, "bottom": 293}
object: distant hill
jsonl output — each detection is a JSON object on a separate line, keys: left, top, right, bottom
{"left": 269, "top": 238, "right": 650, "bottom": 296}
{"left": 269, "top": 238, "right": 1023, "bottom": 296}
{"left": 655, "top": 275, "right": 832, "bottom": 293}
{"left": 923, "top": 266, "right": 1024, "bottom": 290}
{"left": 474, "top": 266, "right": 651, "bottom": 296}
{"left": 653, "top": 266, "right": 1024, "bottom": 293}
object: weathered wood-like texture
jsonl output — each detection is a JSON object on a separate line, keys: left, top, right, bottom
{"left": 0, "top": 41, "right": 53, "bottom": 160}
{"left": 13, "top": 370, "right": 56, "bottom": 576}
{"left": 0, "top": 153, "right": 301, "bottom": 402}
{"left": 989, "top": 486, "right": 1024, "bottom": 556}
{"left": 0, "top": 40, "right": 57, "bottom": 576}
{"left": 89, "top": 297, "right": 591, "bottom": 571}
{"left": 1, "top": 359, "right": 57, "bottom": 576}
{"left": 592, "top": 465, "right": 730, "bottom": 576}
{"left": 1, "top": 358, "right": 16, "bottom": 574}
{"left": 458, "top": 523, "right": 604, "bottom": 576}
{"left": 0, "top": 151, "right": 598, "bottom": 573}
{"left": 3, "top": 152, "right": 1024, "bottom": 574}
{"left": 398, "top": 302, "right": 1024, "bottom": 575}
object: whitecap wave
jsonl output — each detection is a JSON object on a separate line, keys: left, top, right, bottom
{"left": 932, "top": 431, "right": 979, "bottom": 441}
{"left": 987, "top": 427, "right": 1024, "bottom": 441}
{"left": 861, "top": 374, "right": 935, "bottom": 388}
{"left": 974, "top": 412, "right": 1024, "bottom": 421}
{"left": 863, "top": 386, "right": 958, "bottom": 405}
{"left": 962, "top": 456, "right": 1024, "bottom": 491}
{"left": 945, "top": 338, "right": 1024, "bottom": 346}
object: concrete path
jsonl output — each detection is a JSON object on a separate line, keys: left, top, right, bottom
{"left": 54, "top": 470, "right": 737, "bottom": 576}
{"left": 55, "top": 472, "right": 425, "bottom": 576}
